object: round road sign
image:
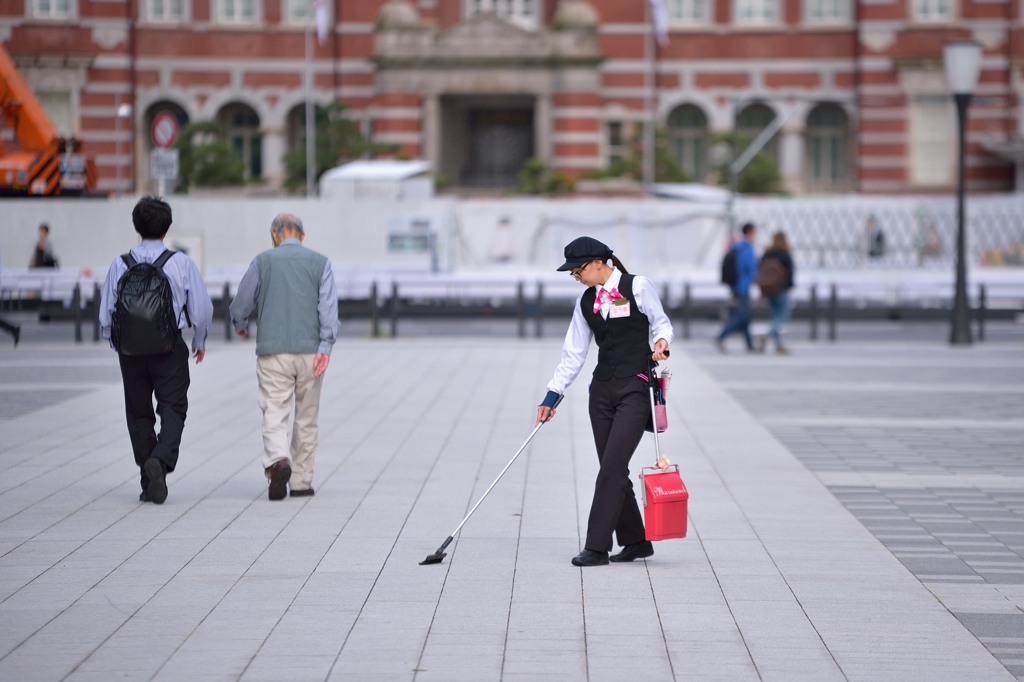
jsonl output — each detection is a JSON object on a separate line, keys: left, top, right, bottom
{"left": 151, "top": 112, "right": 179, "bottom": 149}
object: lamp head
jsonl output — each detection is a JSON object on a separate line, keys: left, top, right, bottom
{"left": 944, "top": 40, "right": 983, "bottom": 96}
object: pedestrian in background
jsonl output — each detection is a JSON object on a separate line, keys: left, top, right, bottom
{"left": 0, "top": 248, "right": 21, "bottom": 346}
{"left": 230, "top": 214, "right": 338, "bottom": 501}
{"left": 715, "top": 223, "right": 757, "bottom": 353}
{"left": 757, "top": 231, "right": 795, "bottom": 355}
{"left": 29, "top": 223, "right": 58, "bottom": 268}
{"left": 100, "top": 196, "right": 213, "bottom": 504}
{"left": 537, "top": 236, "right": 672, "bottom": 567}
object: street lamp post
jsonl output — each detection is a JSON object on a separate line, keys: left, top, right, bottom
{"left": 943, "top": 40, "right": 983, "bottom": 346}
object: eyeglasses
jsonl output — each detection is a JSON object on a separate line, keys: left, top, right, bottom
{"left": 569, "top": 261, "right": 593, "bottom": 280}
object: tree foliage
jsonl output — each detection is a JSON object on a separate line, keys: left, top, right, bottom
{"left": 173, "top": 121, "right": 245, "bottom": 191}
{"left": 515, "top": 157, "right": 575, "bottom": 195}
{"left": 584, "top": 125, "right": 688, "bottom": 183}
{"left": 283, "top": 101, "right": 395, "bottom": 193}
{"left": 710, "top": 132, "right": 784, "bottom": 195}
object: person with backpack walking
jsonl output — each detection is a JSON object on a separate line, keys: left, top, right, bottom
{"left": 536, "top": 237, "right": 672, "bottom": 567}
{"left": 229, "top": 214, "right": 338, "bottom": 501}
{"left": 756, "top": 231, "right": 795, "bottom": 354}
{"left": 99, "top": 196, "right": 213, "bottom": 505}
{"left": 715, "top": 223, "right": 758, "bottom": 352}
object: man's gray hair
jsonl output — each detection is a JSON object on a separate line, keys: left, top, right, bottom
{"left": 271, "top": 213, "right": 304, "bottom": 236}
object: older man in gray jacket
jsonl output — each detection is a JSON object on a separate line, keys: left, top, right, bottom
{"left": 230, "top": 214, "right": 339, "bottom": 500}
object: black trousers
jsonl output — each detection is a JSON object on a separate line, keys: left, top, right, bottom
{"left": 586, "top": 375, "right": 649, "bottom": 552}
{"left": 118, "top": 337, "right": 190, "bottom": 491}
{"left": 0, "top": 317, "right": 18, "bottom": 338}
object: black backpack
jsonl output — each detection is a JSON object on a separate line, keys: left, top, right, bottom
{"left": 721, "top": 247, "right": 738, "bottom": 287}
{"left": 111, "top": 250, "right": 181, "bottom": 356}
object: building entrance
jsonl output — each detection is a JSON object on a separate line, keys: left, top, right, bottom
{"left": 440, "top": 95, "right": 535, "bottom": 189}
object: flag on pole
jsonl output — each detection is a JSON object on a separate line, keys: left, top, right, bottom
{"left": 315, "top": 0, "right": 329, "bottom": 45}
{"left": 648, "top": 0, "right": 669, "bottom": 47}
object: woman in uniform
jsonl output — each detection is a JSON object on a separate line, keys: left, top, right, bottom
{"left": 536, "top": 237, "right": 673, "bottom": 567}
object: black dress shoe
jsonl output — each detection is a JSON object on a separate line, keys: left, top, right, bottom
{"left": 571, "top": 550, "right": 609, "bottom": 567}
{"left": 289, "top": 487, "right": 314, "bottom": 497}
{"left": 139, "top": 491, "right": 149, "bottom": 502}
{"left": 267, "top": 460, "right": 292, "bottom": 501}
{"left": 610, "top": 541, "right": 654, "bottom": 563}
{"left": 144, "top": 459, "right": 167, "bottom": 505}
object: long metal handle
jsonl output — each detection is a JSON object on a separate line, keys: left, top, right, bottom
{"left": 649, "top": 383, "right": 662, "bottom": 463}
{"left": 447, "top": 394, "right": 563, "bottom": 540}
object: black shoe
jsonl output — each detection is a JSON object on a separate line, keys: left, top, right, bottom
{"left": 12, "top": 326, "right": 20, "bottom": 347}
{"left": 289, "top": 487, "right": 314, "bottom": 497}
{"left": 267, "top": 460, "right": 292, "bottom": 501}
{"left": 609, "top": 541, "right": 654, "bottom": 563}
{"left": 139, "top": 491, "right": 149, "bottom": 502}
{"left": 144, "top": 459, "right": 167, "bottom": 505}
{"left": 571, "top": 549, "right": 609, "bottom": 567}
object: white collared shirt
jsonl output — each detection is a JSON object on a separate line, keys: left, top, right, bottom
{"left": 546, "top": 268, "right": 674, "bottom": 395}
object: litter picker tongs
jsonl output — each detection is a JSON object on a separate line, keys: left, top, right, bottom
{"left": 649, "top": 350, "right": 670, "bottom": 470}
{"left": 420, "top": 394, "right": 564, "bottom": 565}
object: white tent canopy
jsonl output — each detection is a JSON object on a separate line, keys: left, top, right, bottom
{"left": 320, "top": 160, "right": 433, "bottom": 201}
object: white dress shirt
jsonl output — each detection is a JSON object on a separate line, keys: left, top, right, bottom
{"left": 546, "top": 268, "right": 673, "bottom": 395}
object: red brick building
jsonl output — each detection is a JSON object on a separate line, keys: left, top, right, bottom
{"left": 2, "top": 0, "right": 1019, "bottom": 193}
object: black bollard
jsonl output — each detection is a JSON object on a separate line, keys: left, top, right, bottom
{"left": 223, "top": 282, "right": 232, "bottom": 341}
{"left": 828, "top": 284, "right": 837, "bottom": 342}
{"left": 978, "top": 283, "right": 986, "bottom": 342}
{"left": 683, "top": 282, "right": 691, "bottom": 340}
{"left": 810, "top": 285, "right": 818, "bottom": 341}
{"left": 535, "top": 281, "right": 544, "bottom": 339}
{"left": 390, "top": 281, "right": 399, "bottom": 339}
{"left": 73, "top": 283, "right": 82, "bottom": 343}
{"left": 92, "top": 282, "right": 101, "bottom": 342}
{"left": 369, "top": 282, "right": 379, "bottom": 338}
{"left": 517, "top": 281, "right": 525, "bottom": 339}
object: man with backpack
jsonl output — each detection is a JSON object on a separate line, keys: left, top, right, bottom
{"left": 716, "top": 222, "right": 758, "bottom": 352}
{"left": 99, "top": 196, "right": 213, "bottom": 505}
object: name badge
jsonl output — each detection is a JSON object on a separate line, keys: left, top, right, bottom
{"left": 609, "top": 300, "right": 630, "bottom": 318}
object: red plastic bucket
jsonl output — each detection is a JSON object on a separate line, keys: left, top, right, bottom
{"left": 640, "top": 465, "right": 688, "bottom": 541}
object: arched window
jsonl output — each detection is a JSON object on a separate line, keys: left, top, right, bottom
{"left": 736, "top": 103, "right": 778, "bottom": 163}
{"left": 805, "top": 103, "right": 849, "bottom": 190}
{"left": 667, "top": 104, "right": 708, "bottom": 182}
{"left": 218, "top": 103, "right": 261, "bottom": 179}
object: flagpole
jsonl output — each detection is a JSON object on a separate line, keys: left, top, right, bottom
{"left": 643, "top": 0, "right": 655, "bottom": 189}
{"left": 305, "top": 0, "right": 315, "bottom": 197}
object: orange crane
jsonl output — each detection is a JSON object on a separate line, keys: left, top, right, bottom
{"left": 0, "top": 43, "right": 97, "bottom": 196}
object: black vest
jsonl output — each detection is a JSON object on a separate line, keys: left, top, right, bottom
{"left": 581, "top": 274, "right": 651, "bottom": 381}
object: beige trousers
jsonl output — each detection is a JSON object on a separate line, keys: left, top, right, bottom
{"left": 256, "top": 353, "right": 323, "bottom": 491}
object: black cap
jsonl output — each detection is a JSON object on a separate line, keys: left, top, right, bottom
{"left": 556, "top": 236, "right": 613, "bottom": 271}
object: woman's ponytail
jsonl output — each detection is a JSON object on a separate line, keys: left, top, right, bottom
{"left": 609, "top": 254, "right": 629, "bottom": 275}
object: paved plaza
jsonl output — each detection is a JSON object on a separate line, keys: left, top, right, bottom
{"left": 1, "top": 333, "right": 1023, "bottom": 681}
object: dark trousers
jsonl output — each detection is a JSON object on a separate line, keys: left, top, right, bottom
{"left": 118, "top": 337, "right": 190, "bottom": 491}
{"left": 718, "top": 293, "right": 754, "bottom": 349}
{"left": 586, "top": 375, "right": 649, "bottom": 553}
{"left": 0, "top": 317, "right": 18, "bottom": 339}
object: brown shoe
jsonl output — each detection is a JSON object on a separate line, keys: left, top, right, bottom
{"left": 289, "top": 487, "right": 315, "bottom": 497}
{"left": 267, "top": 460, "right": 292, "bottom": 501}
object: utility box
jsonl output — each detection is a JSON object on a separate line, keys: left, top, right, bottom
{"left": 640, "top": 466, "right": 688, "bottom": 541}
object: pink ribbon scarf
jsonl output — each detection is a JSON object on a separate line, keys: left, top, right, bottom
{"left": 593, "top": 287, "right": 623, "bottom": 314}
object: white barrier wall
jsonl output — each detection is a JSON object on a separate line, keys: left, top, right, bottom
{"left": 0, "top": 196, "right": 729, "bottom": 277}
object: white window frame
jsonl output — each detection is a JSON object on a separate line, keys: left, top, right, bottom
{"left": 668, "top": 0, "right": 711, "bottom": 25}
{"left": 218, "top": 0, "right": 260, "bottom": 24}
{"left": 909, "top": 97, "right": 955, "bottom": 187}
{"left": 733, "top": 0, "right": 780, "bottom": 25}
{"left": 464, "top": 0, "right": 541, "bottom": 30}
{"left": 804, "top": 0, "right": 849, "bottom": 24}
{"left": 912, "top": 0, "right": 953, "bottom": 22}
{"left": 28, "top": 0, "right": 75, "bottom": 20}
{"left": 147, "top": 0, "right": 188, "bottom": 23}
